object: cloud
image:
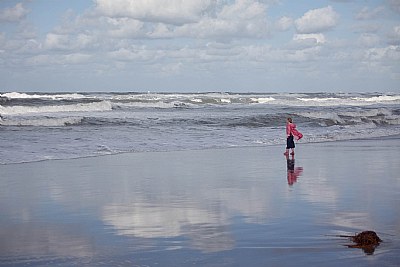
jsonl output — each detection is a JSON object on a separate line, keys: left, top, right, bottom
{"left": 105, "top": 18, "right": 145, "bottom": 38}
{"left": 351, "top": 23, "right": 380, "bottom": 34}
{"left": 294, "top": 33, "right": 326, "bottom": 44}
{"left": 44, "top": 33, "right": 96, "bottom": 50}
{"left": 295, "top": 6, "right": 339, "bottom": 34}
{"left": 387, "top": 25, "right": 400, "bottom": 45}
{"left": 355, "top": 6, "right": 385, "bottom": 20}
{"left": 387, "top": 0, "right": 400, "bottom": 14}
{"left": 357, "top": 33, "right": 380, "bottom": 47}
{"left": 276, "top": 16, "right": 293, "bottom": 31}
{"left": 44, "top": 33, "right": 69, "bottom": 50}
{"left": 0, "top": 3, "right": 29, "bottom": 23}
{"left": 175, "top": 0, "right": 270, "bottom": 40}
{"left": 87, "top": 0, "right": 270, "bottom": 40}
{"left": 108, "top": 47, "right": 159, "bottom": 62}
{"left": 25, "top": 53, "right": 92, "bottom": 66}
{"left": 363, "top": 45, "right": 400, "bottom": 62}
{"left": 94, "top": 0, "right": 214, "bottom": 25}
{"left": 219, "top": 0, "right": 265, "bottom": 21}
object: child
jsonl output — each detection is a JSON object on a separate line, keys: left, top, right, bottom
{"left": 284, "top": 117, "right": 302, "bottom": 156}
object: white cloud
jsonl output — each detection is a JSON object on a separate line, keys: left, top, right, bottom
{"left": 276, "top": 16, "right": 293, "bottom": 31}
{"left": 44, "top": 33, "right": 96, "bottom": 51}
{"left": 0, "top": 3, "right": 29, "bottom": 23}
{"left": 219, "top": 0, "right": 265, "bottom": 20}
{"left": 44, "top": 33, "right": 69, "bottom": 50}
{"left": 294, "top": 33, "right": 326, "bottom": 44}
{"left": 295, "top": 6, "right": 339, "bottom": 34}
{"left": 106, "top": 18, "right": 145, "bottom": 38}
{"left": 94, "top": 0, "right": 214, "bottom": 25}
{"left": 175, "top": 0, "right": 269, "bottom": 40}
{"left": 88, "top": 0, "right": 270, "bottom": 40}
{"left": 363, "top": 45, "right": 400, "bottom": 62}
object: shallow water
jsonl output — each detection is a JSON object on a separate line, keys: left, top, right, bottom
{"left": 0, "top": 138, "right": 399, "bottom": 266}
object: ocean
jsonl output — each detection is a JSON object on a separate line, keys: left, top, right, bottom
{"left": 1, "top": 92, "right": 399, "bottom": 165}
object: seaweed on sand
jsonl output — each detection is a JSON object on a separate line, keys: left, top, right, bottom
{"left": 338, "top": 231, "right": 382, "bottom": 255}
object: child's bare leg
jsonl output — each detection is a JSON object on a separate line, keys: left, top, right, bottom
{"left": 284, "top": 149, "right": 289, "bottom": 155}
{"left": 291, "top": 148, "right": 295, "bottom": 155}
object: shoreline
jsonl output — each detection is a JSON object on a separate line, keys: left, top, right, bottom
{"left": 2, "top": 134, "right": 400, "bottom": 166}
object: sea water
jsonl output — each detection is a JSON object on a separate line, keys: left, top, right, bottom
{"left": 1, "top": 91, "right": 399, "bottom": 164}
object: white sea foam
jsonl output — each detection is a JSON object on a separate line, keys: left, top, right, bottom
{"left": 114, "top": 101, "right": 193, "bottom": 109}
{"left": 297, "top": 96, "right": 400, "bottom": 106}
{"left": 298, "top": 97, "right": 340, "bottom": 102}
{"left": 0, "top": 101, "right": 112, "bottom": 115}
{"left": 250, "top": 97, "right": 275, "bottom": 103}
{"left": 351, "top": 95, "right": 400, "bottom": 102}
{"left": 220, "top": 98, "right": 231, "bottom": 103}
{"left": 0, "top": 92, "right": 87, "bottom": 100}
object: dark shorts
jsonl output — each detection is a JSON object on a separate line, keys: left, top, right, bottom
{"left": 286, "top": 135, "right": 295, "bottom": 149}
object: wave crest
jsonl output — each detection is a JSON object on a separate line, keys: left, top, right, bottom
{"left": 0, "top": 92, "right": 87, "bottom": 100}
{"left": 0, "top": 101, "right": 112, "bottom": 115}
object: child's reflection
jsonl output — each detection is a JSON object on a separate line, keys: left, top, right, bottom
{"left": 286, "top": 154, "right": 303, "bottom": 186}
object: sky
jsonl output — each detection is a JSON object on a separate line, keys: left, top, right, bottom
{"left": 0, "top": 0, "right": 399, "bottom": 93}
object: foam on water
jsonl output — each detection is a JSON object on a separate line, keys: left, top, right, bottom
{"left": 351, "top": 95, "right": 400, "bottom": 102}
{"left": 0, "top": 101, "right": 112, "bottom": 115}
{"left": 0, "top": 92, "right": 87, "bottom": 100}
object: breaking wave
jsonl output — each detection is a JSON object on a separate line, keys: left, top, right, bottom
{"left": 0, "top": 101, "right": 112, "bottom": 115}
{"left": 0, "top": 92, "right": 87, "bottom": 100}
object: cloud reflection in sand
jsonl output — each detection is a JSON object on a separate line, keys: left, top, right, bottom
{"left": 102, "top": 203, "right": 234, "bottom": 252}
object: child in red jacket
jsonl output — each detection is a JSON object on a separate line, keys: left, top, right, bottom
{"left": 284, "top": 117, "right": 303, "bottom": 156}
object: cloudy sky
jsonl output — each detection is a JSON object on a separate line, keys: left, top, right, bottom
{"left": 0, "top": 0, "right": 399, "bottom": 92}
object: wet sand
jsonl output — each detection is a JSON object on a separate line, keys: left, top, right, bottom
{"left": 1, "top": 137, "right": 399, "bottom": 266}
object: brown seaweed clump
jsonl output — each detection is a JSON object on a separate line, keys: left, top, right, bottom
{"left": 341, "top": 231, "right": 382, "bottom": 255}
{"left": 352, "top": 231, "right": 382, "bottom": 246}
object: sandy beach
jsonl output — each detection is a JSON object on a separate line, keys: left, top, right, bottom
{"left": 1, "top": 137, "right": 399, "bottom": 266}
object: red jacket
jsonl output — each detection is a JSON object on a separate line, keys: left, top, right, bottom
{"left": 286, "top": 123, "right": 303, "bottom": 140}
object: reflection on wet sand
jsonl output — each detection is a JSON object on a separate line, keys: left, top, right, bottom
{"left": 0, "top": 224, "right": 95, "bottom": 261}
{"left": 1, "top": 141, "right": 399, "bottom": 266}
{"left": 102, "top": 204, "right": 234, "bottom": 252}
{"left": 286, "top": 154, "right": 303, "bottom": 186}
